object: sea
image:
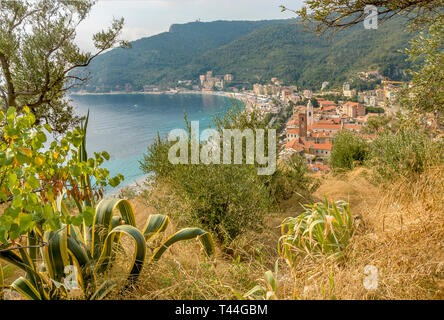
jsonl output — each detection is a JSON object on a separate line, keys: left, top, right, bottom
{"left": 70, "top": 93, "right": 235, "bottom": 191}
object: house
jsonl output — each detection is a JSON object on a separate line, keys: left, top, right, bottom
{"left": 303, "top": 90, "right": 313, "bottom": 99}
{"left": 309, "top": 142, "right": 332, "bottom": 157}
{"left": 310, "top": 123, "right": 342, "bottom": 133}
{"left": 343, "top": 102, "right": 365, "bottom": 118}
{"left": 321, "top": 105, "right": 338, "bottom": 115}
{"left": 286, "top": 128, "right": 299, "bottom": 139}
{"left": 286, "top": 119, "right": 299, "bottom": 129}
{"left": 285, "top": 138, "right": 305, "bottom": 153}
{"left": 281, "top": 88, "right": 293, "bottom": 102}
{"left": 319, "top": 100, "right": 337, "bottom": 109}
{"left": 343, "top": 124, "right": 362, "bottom": 132}
{"left": 310, "top": 131, "right": 334, "bottom": 143}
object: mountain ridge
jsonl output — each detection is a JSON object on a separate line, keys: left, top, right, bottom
{"left": 82, "top": 17, "right": 413, "bottom": 92}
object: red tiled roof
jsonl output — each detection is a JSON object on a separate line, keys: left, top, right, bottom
{"left": 343, "top": 102, "right": 363, "bottom": 107}
{"left": 317, "top": 118, "right": 340, "bottom": 125}
{"left": 311, "top": 123, "right": 342, "bottom": 130}
{"left": 344, "top": 124, "right": 362, "bottom": 131}
{"left": 287, "top": 128, "right": 299, "bottom": 134}
{"left": 321, "top": 105, "right": 337, "bottom": 111}
{"left": 286, "top": 119, "right": 299, "bottom": 127}
{"left": 319, "top": 100, "right": 336, "bottom": 107}
{"left": 285, "top": 138, "right": 304, "bottom": 152}
{"left": 311, "top": 131, "right": 334, "bottom": 138}
{"left": 312, "top": 142, "right": 332, "bottom": 151}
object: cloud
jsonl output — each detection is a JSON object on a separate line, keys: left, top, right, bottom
{"left": 75, "top": 0, "right": 302, "bottom": 51}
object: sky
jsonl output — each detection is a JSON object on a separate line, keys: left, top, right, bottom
{"left": 75, "top": 0, "right": 304, "bottom": 52}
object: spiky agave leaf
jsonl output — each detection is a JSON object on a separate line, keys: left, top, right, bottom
{"left": 90, "top": 280, "right": 117, "bottom": 300}
{"left": 79, "top": 110, "right": 93, "bottom": 208}
{"left": 11, "top": 277, "right": 42, "bottom": 300}
{"left": 43, "top": 228, "right": 70, "bottom": 282}
{"left": 17, "top": 247, "right": 50, "bottom": 299}
{"left": 142, "top": 214, "right": 170, "bottom": 242}
{"left": 91, "top": 198, "right": 137, "bottom": 259}
{"left": 66, "top": 225, "right": 96, "bottom": 298}
{"left": 150, "top": 228, "right": 215, "bottom": 263}
{"left": 95, "top": 225, "right": 147, "bottom": 287}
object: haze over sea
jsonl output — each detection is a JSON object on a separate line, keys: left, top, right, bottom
{"left": 71, "top": 93, "right": 233, "bottom": 191}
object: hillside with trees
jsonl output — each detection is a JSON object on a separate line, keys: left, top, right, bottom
{"left": 83, "top": 17, "right": 413, "bottom": 92}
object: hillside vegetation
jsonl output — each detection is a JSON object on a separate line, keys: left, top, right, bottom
{"left": 83, "top": 17, "right": 413, "bottom": 91}
{"left": 107, "top": 165, "right": 443, "bottom": 300}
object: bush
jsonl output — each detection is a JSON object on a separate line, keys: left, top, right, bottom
{"left": 141, "top": 105, "right": 274, "bottom": 243}
{"left": 370, "top": 128, "right": 443, "bottom": 181}
{"left": 142, "top": 102, "right": 320, "bottom": 243}
{"left": 271, "top": 154, "right": 319, "bottom": 202}
{"left": 0, "top": 108, "right": 123, "bottom": 245}
{"left": 330, "top": 130, "right": 370, "bottom": 171}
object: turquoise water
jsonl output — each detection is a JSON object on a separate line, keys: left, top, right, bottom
{"left": 70, "top": 93, "right": 233, "bottom": 190}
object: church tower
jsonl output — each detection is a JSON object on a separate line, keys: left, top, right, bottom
{"left": 298, "top": 113, "right": 307, "bottom": 138}
{"left": 307, "top": 99, "right": 314, "bottom": 126}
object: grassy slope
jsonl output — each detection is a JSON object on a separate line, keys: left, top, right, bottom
{"left": 112, "top": 166, "right": 443, "bottom": 300}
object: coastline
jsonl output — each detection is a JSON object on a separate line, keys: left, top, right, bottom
{"left": 73, "top": 90, "right": 247, "bottom": 195}
{"left": 69, "top": 89, "right": 248, "bottom": 104}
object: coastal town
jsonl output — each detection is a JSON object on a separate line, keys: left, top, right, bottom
{"left": 195, "top": 70, "right": 404, "bottom": 173}
{"left": 73, "top": 69, "right": 406, "bottom": 174}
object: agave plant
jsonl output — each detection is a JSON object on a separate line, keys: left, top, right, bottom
{"left": 0, "top": 197, "right": 214, "bottom": 300}
{"left": 279, "top": 198, "right": 354, "bottom": 264}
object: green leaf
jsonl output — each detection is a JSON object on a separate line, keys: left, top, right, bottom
{"left": 91, "top": 198, "right": 137, "bottom": 259}
{"left": 150, "top": 228, "right": 215, "bottom": 262}
{"left": 95, "top": 225, "right": 146, "bottom": 286}
{"left": 27, "top": 175, "right": 40, "bottom": 190}
{"left": 19, "top": 214, "right": 34, "bottom": 232}
{"left": 8, "top": 173, "right": 17, "bottom": 189}
{"left": 101, "top": 151, "right": 110, "bottom": 161}
{"left": 4, "top": 149, "right": 14, "bottom": 166}
{"left": 11, "top": 277, "right": 42, "bottom": 300}
{"left": 142, "top": 214, "right": 170, "bottom": 242}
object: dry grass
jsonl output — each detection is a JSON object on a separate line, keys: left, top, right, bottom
{"left": 107, "top": 165, "right": 444, "bottom": 300}
{"left": 278, "top": 166, "right": 444, "bottom": 300}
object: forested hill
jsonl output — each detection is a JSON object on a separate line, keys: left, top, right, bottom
{"left": 83, "top": 17, "right": 414, "bottom": 91}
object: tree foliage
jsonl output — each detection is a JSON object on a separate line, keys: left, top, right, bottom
{"left": 0, "top": 107, "right": 123, "bottom": 245}
{"left": 370, "top": 127, "right": 444, "bottom": 181}
{"left": 281, "top": 0, "right": 443, "bottom": 33}
{"left": 399, "top": 19, "right": 444, "bottom": 128}
{"left": 85, "top": 17, "right": 413, "bottom": 91}
{"left": 0, "top": 0, "right": 129, "bottom": 133}
{"left": 330, "top": 130, "right": 370, "bottom": 171}
{"left": 141, "top": 105, "right": 274, "bottom": 243}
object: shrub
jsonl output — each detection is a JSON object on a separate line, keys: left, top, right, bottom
{"left": 279, "top": 198, "right": 354, "bottom": 264}
{"left": 141, "top": 105, "right": 276, "bottom": 243}
{"left": 0, "top": 107, "right": 123, "bottom": 245}
{"left": 330, "top": 130, "right": 370, "bottom": 171}
{"left": 370, "top": 128, "right": 444, "bottom": 181}
{"left": 271, "top": 153, "right": 319, "bottom": 202}
{"left": 142, "top": 104, "right": 317, "bottom": 243}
